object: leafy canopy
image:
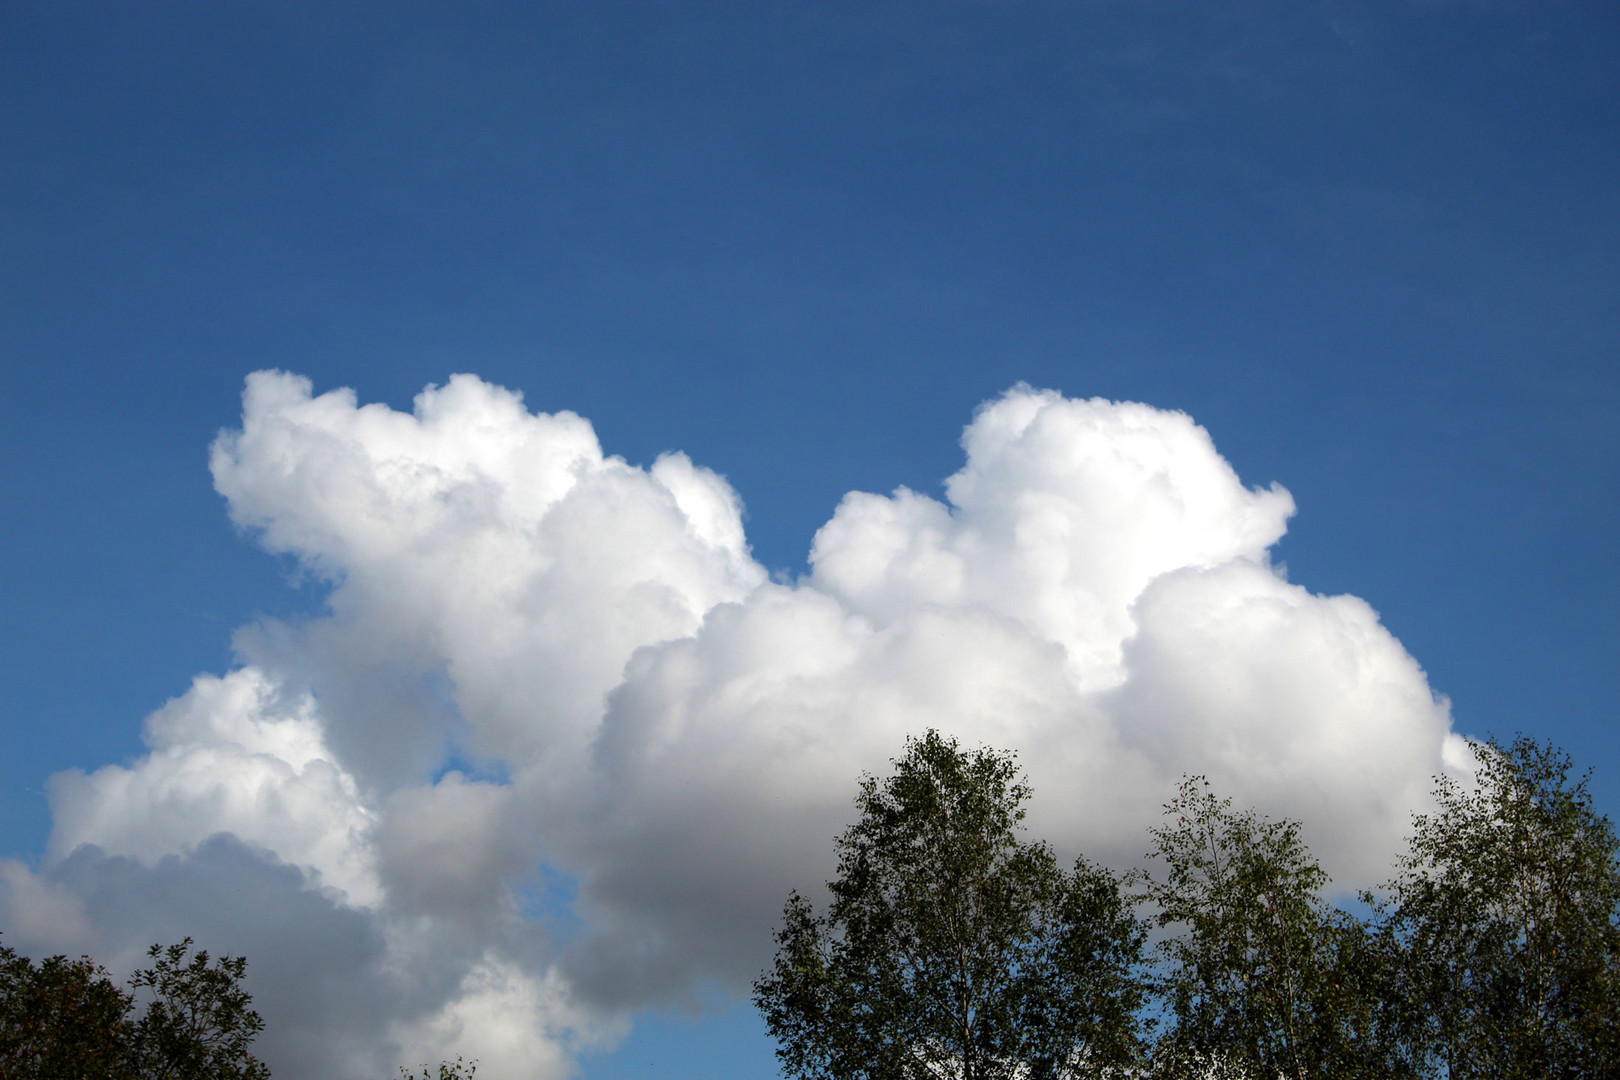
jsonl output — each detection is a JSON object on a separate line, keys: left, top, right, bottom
{"left": 401, "top": 1057, "right": 477, "bottom": 1080}
{"left": 759, "top": 732, "right": 1620, "bottom": 1080}
{"left": 0, "top": 937, "right": 269, "bottom": 1080}
{"left": 754, "top": 730, "right": 1148, "bottom": 1080}
{"left": 0, "top": 946, "right": 132, "bottom": 1080}
{"left": 1384, "top": 735, "right": 1620, "bottom": 1079}
{"left": 1144, "top": 777, "right": 1415, "bottom": 1080}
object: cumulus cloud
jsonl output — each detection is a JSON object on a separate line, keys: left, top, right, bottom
{"left": 0, "top": 373, "right": 1467, "bottom": 1079}
{"left": 810, "top": 390, "right": 1296, "bottom": 688}
{"left": 211, "top": 372, "right": 763, "bottom": 780}
{"left": 46, "top": 668, "right": 380, "bottom": 906}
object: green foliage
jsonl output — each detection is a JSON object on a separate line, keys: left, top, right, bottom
{"left": 0, "top": 936, "right": 269, "bottom": 1080}
{"left": 128, "top": 940, "right": 270, "bottom": 1080}
{"left": 400, "top": 1056, "right": 477, "bottom": 1080}
{"left": 0, "top": 944, "right": 133, "bottom": 1080}
{"left": 759, "top": 732, "right": 1620, "bottom": 1080}
{"left": 1383, "top": 735, "right": 1620, "bottom": 1079}
{"left": 753, "top": 730, "right": 1149, "bottom": 1080}
{"left": 1143, "top": 778, "right": 1415, "bottom": 1080}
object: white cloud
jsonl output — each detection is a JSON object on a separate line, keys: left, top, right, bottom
{"left": 1104, "top": 560, "right": 1465, "bottom": 877}
{"left": 0, "top": 859, "right": 92, "bottom": 951}
{"left": 392, "top": 956, "right": 624, "bottom": 1080}
{"left": 211, "top": 370, "right": 765, "bottom": 777}
{"left": 47, "top": 668, "right": 381, "bottom": 907}
{"left": 3, "top": 374, "right": 1468, "bottom": 1078}
{"left": 810, "top": 388, "right": 1296, "bottom": 689}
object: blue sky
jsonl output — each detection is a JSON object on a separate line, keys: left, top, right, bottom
{"left": 2, "top": 4, "right": 1616, "bottom": 1078}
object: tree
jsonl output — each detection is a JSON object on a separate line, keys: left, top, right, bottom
{"left": 0, "top": 942, "right": 132, "bottom": 1080}
{"left": 127, "top": 940, "right": 270, "bottom": 1080}
{"left": 1383, "top": 735, "right": 1620, "bottom": 1079}
{"left": 400, "top": 1058, "right": 477, "bottom": 1080}
{"left": 0, "top": 937, "right": 270, "bottom": 1080}
{"left": 754, "top": 731, "right": 1148, "bottom": 1080}
{"left": 1143, "top": 777, "right": 1412, "bottom": 1080}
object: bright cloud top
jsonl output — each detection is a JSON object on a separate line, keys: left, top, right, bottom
{"left": 0, "top": 373, "right": 1467, "bottom": 1079}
